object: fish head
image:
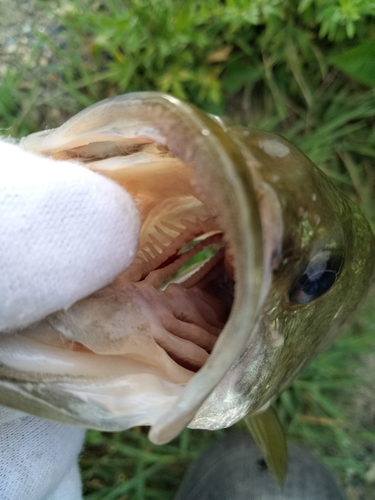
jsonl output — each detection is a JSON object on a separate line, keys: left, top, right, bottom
{"left": 1, "top": 93, "right": 373, "bottom": 444}
{"left": 190, "top": 122, "right": 375, "bottom": 432}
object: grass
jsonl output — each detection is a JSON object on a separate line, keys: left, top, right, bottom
{"left": 1, "top": 0, "right": 375, "bottom": 498}
{"left": 277, "top": 294, "right": 375, "bottom": 490}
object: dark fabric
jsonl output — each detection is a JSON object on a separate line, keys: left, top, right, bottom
{"left": 174, "top": 433, "right": 347, "bottom": 500}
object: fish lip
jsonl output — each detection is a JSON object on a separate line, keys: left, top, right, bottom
{"left": 3, "top": 93, "right": 267, "bottom": 442}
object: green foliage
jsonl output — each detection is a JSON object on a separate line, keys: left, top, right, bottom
{"left": 28, "top": 0, "right": 375, "bottom": 120}
{"left": 299, "top": 0, "right": 375, "bottom": 40}
{"left": 276, "top": 294, "right": 375, "bottom": 484}
{"left": 329, "top": 41, "right": 375, "bottom": 87}
{"left": 81, "top": 427, "right": 225, "bottom": 499}
{"left": 0, "top": 69, "right": 39, "bottom": 137}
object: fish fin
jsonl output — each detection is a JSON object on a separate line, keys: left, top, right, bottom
{"left": 244, "top": 405, "right": 287, "bottom": 487}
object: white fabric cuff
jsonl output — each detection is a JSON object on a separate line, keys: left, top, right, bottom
{"left": 0, "top": 406, "right": 85, "bottom": 500}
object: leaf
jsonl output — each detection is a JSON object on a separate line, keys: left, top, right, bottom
{"left": 206, "top": 45, "right": 233, "bottom": 63}
{"left": 329, "top": 41, "right": 375, "bottom": 87}
{"left": 244, "top": 406, "right": 287, "bottom": 487}
{"left": 222, "top": 59, "right": 263, "bottom": 93}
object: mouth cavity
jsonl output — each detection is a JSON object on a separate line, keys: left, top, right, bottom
{"left": 10, "top": 136, "right": 236, "bottom": 386}
{"left": 70, "top": 139, "right": 235, "bottom": 373}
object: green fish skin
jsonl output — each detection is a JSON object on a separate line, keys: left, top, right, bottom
{"left": 0, "top": 93, "right": 373, "bottom": 446}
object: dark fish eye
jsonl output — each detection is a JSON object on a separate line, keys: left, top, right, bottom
{"left": 289, "top": 252, "right": 344, "bottom": 305}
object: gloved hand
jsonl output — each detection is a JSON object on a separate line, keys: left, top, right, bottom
{"left": 0, "top": 139, "right": 140, "bottom": 499}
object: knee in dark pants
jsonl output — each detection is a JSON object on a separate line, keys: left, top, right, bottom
{"left": 174, "top": 433, "right": 347, "bottom": 500}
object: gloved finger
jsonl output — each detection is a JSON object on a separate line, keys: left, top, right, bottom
{"left": 0, "top": 140, "right": 140, "bottom": 331}
{"left": 0, "top": 406, "right": 85, "bottom": 500}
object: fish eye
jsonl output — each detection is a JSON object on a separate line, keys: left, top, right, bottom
{"left": 289, "top": 251, "right": 344, "bottom": 305}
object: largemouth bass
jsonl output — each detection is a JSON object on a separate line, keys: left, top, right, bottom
{"left": 0, "top": 93, "right": 373, "bottom": 446}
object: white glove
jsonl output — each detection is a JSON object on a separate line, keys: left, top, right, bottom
{"left": 0, "top": 139, "right": 139, "bottom": 331}
{"left": 0, "top": 407, "right": 85, "bottom": 500}
{"left": 0, "top": 139, "right": 140, "bottom": 499}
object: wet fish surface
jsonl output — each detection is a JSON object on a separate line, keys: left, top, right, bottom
{"left": 0, "top": 92, "right": 373, "bottom": 445}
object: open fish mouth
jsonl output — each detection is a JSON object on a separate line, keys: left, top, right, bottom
{"left": 1, "top": 93, "right": 373, "bottom": 445}
{"left": 33, "top": 144, "right": 234, "bottom": 378}
{"left": 0, "top": 93, "right": 267, "bottom": 444}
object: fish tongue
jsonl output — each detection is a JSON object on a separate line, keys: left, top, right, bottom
{"left": 47, "top": 274, "right": 224, "bottom": 380}
{"left": 48, "top": 294, "right": 180, "bottom": 377}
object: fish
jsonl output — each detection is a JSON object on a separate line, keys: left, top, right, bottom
{"left": 0, "top": 92, "right": 373, "bottom": 448}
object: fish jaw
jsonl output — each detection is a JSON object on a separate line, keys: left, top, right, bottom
{"left": 0, "top": 92, "right": 373, "bottom": 445}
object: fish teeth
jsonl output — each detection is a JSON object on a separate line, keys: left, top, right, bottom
{"left": 161, "top": 221, "right": 185, "bottom": 233}
{"left": 154, "top": 225, "right": 175, "bottom": 242}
